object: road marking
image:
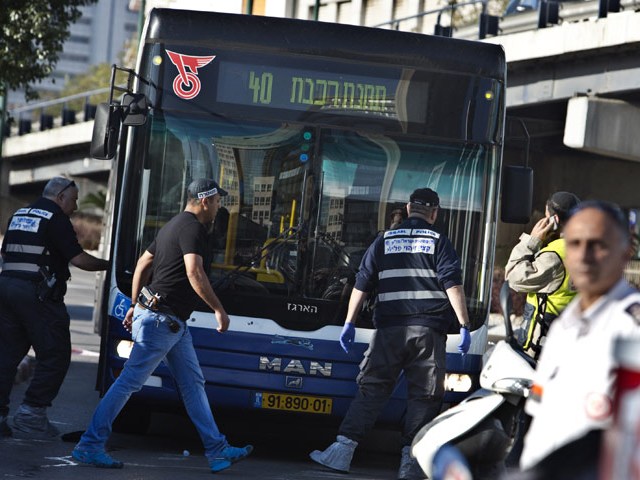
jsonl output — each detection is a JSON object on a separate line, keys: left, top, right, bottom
{"left": 71, "top": 348, "right": 100, "bottom": 357}
{"left": 42, "top": 456, "right": 77, "bottom": 467}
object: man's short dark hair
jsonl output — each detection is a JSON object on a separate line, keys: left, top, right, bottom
{"left": 547, "top": 191, "right": 580, "bottom": 223}
{"left": 568, "top": 200, "right": 630, "bottom": 241}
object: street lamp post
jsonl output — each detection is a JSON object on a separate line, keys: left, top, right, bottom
{"left": 137, "top": 0, "right": 146, "bottom": 39}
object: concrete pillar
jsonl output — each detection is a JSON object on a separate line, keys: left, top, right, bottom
{"left": 564, "top": 96, "right": 640, "bottom": 162}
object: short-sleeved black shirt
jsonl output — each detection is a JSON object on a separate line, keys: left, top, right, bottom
{"left": 1, "top": 197, "right": 83, "bottom": 281}
{"left": 147, "top": 211, "right": 208, "bottom": 320}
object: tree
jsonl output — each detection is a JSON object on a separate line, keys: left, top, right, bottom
{"left": 54, "top": 36, "right": 139, "bottom": 113}
{"left": 0, "top": 0, "right": 97, "bottom": 99}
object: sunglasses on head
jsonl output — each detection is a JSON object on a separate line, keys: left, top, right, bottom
{"left": 57, "top": 180, "right": 76, "bottom": 197}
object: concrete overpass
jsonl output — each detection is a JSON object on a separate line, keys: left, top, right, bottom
{"left": 2, "top": 1, "right": 640, "bottom": 260}
{"left": 0, "top": 120, "right": 110, "bottom": 230}
{"left": 469, "top": 3, "right": 640, "bottom": 261}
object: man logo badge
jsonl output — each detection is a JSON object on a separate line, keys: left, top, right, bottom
{"left": 285, "top": 376, "right": 303, "bottom": 389}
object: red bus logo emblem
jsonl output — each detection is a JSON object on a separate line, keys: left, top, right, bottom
{"left": 166, "top": 50, "right": 215, "bottom": 100}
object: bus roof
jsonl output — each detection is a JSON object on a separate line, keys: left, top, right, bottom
{"left": 147, "top": 8, "right": 505, "bottom": 81}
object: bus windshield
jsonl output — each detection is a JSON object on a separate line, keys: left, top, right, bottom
{"left": 97, "top": 9, "right": 508, "bottom": 423}
{"left": 124, "top": 112, "right": 496, "bottom": 330}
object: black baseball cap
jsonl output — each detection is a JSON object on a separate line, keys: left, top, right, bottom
{"left": 410, "top": 188, "right": 439, "bottom": 207}
{"left": 187, "top": 178, "right": 228, "bottom": 199}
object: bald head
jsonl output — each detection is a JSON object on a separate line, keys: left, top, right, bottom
{"left": 564, "top": 202, "right": 632, "bottom": 309}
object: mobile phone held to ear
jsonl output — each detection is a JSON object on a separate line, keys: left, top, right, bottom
{"left": 549, "top": 215, "right": 558, "bottom": 231}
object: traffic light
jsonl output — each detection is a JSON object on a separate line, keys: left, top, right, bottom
{"left": 300, "top": 130, "right": 313, "bottom": 163}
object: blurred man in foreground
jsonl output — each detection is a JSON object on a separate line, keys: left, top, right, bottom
{"left": 516, "top": 201, "right": 640, "bottom": 479}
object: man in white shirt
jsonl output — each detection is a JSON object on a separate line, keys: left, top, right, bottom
{"left": 517, "top": 201, "right": 640, "bottom": 479}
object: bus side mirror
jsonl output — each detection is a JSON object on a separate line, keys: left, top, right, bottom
{"left": 499, "top": 280, "right": 514, "bottom": 340}
{"left": 501, "top": 165, "right": 533, "bottom": 223}
{"left": 121, "top": 93, "right": 148, "bottom": 126}
{"left": 90, "top": 103, "right": 122, "bottom": 160}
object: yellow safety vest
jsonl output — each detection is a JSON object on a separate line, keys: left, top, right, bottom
{"left": 523, "top": 238, "right": 576, "bottom": 349}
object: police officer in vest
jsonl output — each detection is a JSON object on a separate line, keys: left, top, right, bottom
{"left": 0, "top": 177, "right": 108, "bottom": 439}
{"left": 310, "top": 188, "right": 472, "bottom": 480}
{"left": 505, "top": 191, "right": 580, "bottom": 358}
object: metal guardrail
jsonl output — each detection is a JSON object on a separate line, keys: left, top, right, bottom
{"left": 372, "top": 0, "right": 637, "bottom": 40}
{"left": 373, "top": 0, "right": 489, "bottom": 31}
{"left": 453, "top": 0, "right": 639, "bottom": 40}
{"left": 4, "top": 87, "right": 110, "bottom": 137}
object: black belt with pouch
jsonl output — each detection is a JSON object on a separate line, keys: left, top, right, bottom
{"left": 137, "top": 286, "right": 180, "bottom": 333}
{"left": 36, "top": 266, "right": 66, "bottom": 302}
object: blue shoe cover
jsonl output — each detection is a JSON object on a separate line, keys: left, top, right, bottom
{"left": 72, "top": 448, "right": 124, "bottom": 469}
{"left": 221, "top": 444, "right": 253, "bottom": 463}
{"left": 209, "top": 457, "right": 232, "bottom": 473}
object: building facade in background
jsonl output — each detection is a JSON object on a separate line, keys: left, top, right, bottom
{"left": 8, "top": 0, "right": 138, "bottom": 109}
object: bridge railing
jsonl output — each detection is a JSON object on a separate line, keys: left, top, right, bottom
{"left": 4, "top": 87, "right": 110, "bottom": 137}
{"left": 373, "top": 0, "right": 632, "bottom": 40}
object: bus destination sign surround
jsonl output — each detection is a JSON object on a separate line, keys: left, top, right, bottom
{"left": 217, "top": 61, "right": 403, "bottom": 117}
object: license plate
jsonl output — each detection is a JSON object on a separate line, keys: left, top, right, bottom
{"left": 254, "top": 392, "right": 332, "bottom": 414}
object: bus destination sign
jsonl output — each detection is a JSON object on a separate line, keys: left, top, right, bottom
{"left": 217, "top": 61, "right": 403, "bottom": 117}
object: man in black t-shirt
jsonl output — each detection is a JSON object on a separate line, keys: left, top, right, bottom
{"left": 73, "top": 179, "right": 252, "bottom": 473}
{"left": 0, "top": 177, "right": 108, "bottom": 439}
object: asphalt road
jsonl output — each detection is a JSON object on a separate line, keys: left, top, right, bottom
{"left": 0, "top": 267, "right": 400, "bottom": 479}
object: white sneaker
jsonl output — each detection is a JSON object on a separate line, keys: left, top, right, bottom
{"left": 398, "top": 445, "right": 427, "bottom": 480}
{"left": 310, "top": 435, "right": 358, "bottom": 473}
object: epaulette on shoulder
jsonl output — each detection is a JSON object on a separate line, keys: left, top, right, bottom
{"left": 625, "top": 302, "right": 640, "bottom": 325}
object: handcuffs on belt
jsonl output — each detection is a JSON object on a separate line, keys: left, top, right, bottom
{"left": 137, "top": 286, "right": 180, "bottom": 333}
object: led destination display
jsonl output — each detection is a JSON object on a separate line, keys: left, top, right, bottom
{"left": 217, "top": 61, "right": 405, "bottom": 116}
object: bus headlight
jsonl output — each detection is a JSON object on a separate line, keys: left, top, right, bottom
{"left": 444, "top": 373, "right": 473, "bottom": 392}
{"left": 116, "top": 340, "right": 134, "bottom": 359}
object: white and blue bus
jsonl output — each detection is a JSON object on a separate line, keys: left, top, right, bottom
{"left": 92, "top": 8, "right": 512, "bottom": 432}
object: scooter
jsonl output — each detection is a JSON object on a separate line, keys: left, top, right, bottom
{"left": 411, "top": 281, "right": 537, "bottom": 479}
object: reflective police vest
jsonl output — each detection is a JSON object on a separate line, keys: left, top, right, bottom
{"left": 525, "top": 238, "right": 576, "bottom": 318}
{"left": 1, "top": 205, "right": 54, "bottom": 277}
{"left": 375, "top": 225, "right": 449, "bottom": 317}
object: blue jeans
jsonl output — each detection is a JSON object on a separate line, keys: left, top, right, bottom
{"left": 76, "top": 306, "right": 227, "bottom": 460}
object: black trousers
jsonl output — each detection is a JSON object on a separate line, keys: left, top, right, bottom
{"left": 339, "top": 325, "right": 446, "bottom": 446}
{"left": 0, "top": 276, "right": 71, "bottom": 416}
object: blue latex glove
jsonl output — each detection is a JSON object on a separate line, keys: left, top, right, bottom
{"left": 432, "top": 444, "right": 471, "bottom": 480}
{"left": 339, "top": 323, "right": 355, "bottom": 353}
{"left": 458, "top": 327, "right": 471, "bottom": 354}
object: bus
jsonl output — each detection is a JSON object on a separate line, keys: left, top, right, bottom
{"left": 91, "top": 8, "right": 513, "bottom": 432}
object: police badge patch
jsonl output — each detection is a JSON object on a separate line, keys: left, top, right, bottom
{"left": 625, "top": 302, "right": 640, "bottom": 325}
